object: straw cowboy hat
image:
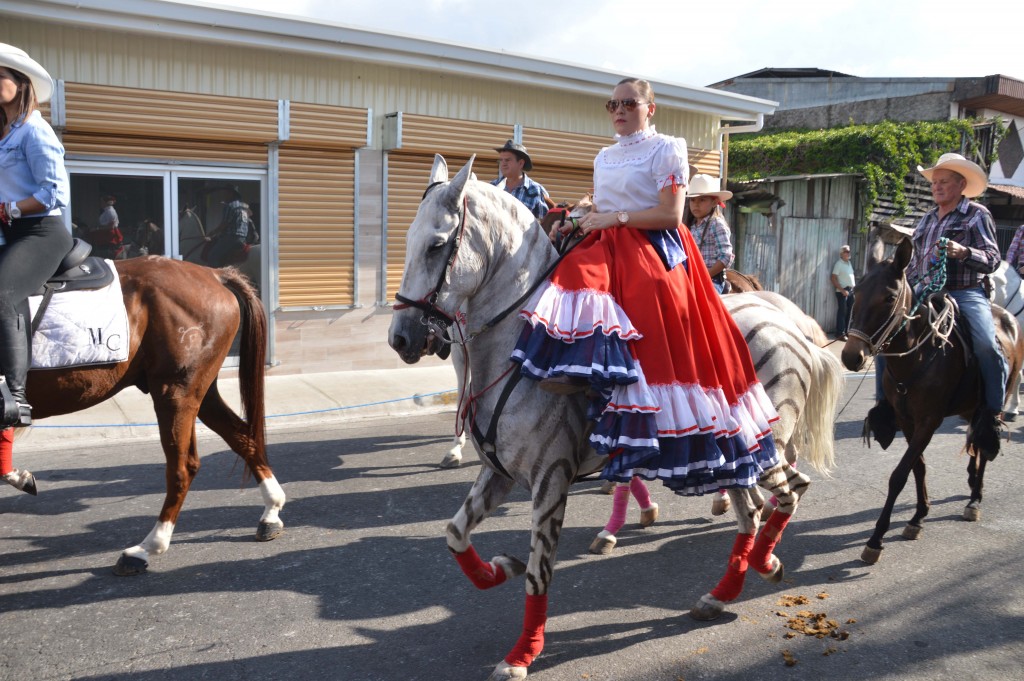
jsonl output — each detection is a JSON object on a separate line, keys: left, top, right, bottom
{"left": 494, "top": 140, "right": 533, "bottom": 171}
{"left": 917, "top": 152, "right": 988, "bottom": 199}
{"left": 688, "top": 174, "right": 733, "bottom": 202}
{"left": 0, "top": 43, "right": 54, "bottom": 104}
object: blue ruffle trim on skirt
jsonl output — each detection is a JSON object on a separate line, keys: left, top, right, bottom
{"left": 510, "top": 322, "right": 638, "bottom": 386}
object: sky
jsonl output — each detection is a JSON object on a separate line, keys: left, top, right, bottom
{"left": 170, "top": 0, "right": 1024, "bottom": 88}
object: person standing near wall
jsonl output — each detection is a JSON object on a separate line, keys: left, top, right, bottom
{"left": 491, "top": 140, "right": 550, "bottom": 220}
{"left": 831, "top": 244, "right": 855, "bottom": 340}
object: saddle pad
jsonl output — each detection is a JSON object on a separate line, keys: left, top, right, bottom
{"left": 28, "top": 263, "right": 130, "bottom": 369}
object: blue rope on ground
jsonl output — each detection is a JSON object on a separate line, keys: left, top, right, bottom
{"left": 30, "top": 388, "right": 459, "bottom": 430}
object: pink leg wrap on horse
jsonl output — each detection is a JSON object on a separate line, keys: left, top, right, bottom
{"left": 603, "top": 483, "right": 631, "bottom": 534}
{"left": 504, "top": 593, "right": 548, "bottom": 668}
{"left": 452, "top": 546, "right": 507, "bottom": 590}
{"left": 0, "top": 428, "right": 13, "bottom": 476}
{"left": 750, "top": 511, "right": 792, "bottom": 574}
{"left": 710, "top": 533, "right": 755, "bottom": 602}
{"left": 629, "top": 476, "right": 652, "bottom": 508}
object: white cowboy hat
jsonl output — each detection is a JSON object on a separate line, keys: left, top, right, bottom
{"left": 0, "top": 43, "right": 54, "bottom": 104}
{"left": 917, "top": 152, "right": 988, "bottom": 199}
{"left": 688, "top": 174, "right": 733, "bottom": 201}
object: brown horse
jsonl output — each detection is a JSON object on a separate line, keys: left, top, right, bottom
{"left": 19, "top": 256, "right": 284, "bottom": 575}
{"left": 724, "top": 269, "right": 763, "bottom": 293}
{"left": 841, "top": 238, "right": 1024, "bottom": 564}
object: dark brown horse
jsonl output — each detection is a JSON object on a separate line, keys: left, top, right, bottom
{"left": 20, "top": 256, "right": 283, "bottom": 575}
{"left": 724, "top": 269, "right": 763, "bottom": 293}
{"left": 841, "top": 238, "right": 1024, "bottom": 564}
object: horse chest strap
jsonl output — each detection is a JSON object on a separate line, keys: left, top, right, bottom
{"left": 468, "top": 370, "right": 523, "bottom": 480}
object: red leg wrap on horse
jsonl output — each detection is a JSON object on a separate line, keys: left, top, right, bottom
{"left": 452, "top": 546, "right": 507, "bottom": 590}
{"left": 504, "top": 593, "right": 548, "bottom": 668}
{"left": 750, "top": 511, "right": 792, "bottom": 574}
{"left": 710, "top": 533, "right": 755, "bottom": 602}
{"left": 0, "top": 427, "right": 13, "bottom": 476}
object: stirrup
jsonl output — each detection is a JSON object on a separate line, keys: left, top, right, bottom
{"left": 0, "top": 379, "right": 31, "bottom": 428}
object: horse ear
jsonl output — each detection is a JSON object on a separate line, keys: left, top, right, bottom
{"left": 429, "top": 154, "right": 449, "bottom": 185}
{"left": 893, "top": 237, "right": 914, "bottom": 271}
{"left": 445, "top": 155, "right": 476, "bottom": 209}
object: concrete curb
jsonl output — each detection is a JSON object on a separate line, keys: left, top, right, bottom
{"left": 18, "top": 365, "right": 459, "bottom": 453}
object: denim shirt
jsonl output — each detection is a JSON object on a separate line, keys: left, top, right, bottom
{"left": 0, "top": 110, "right": 69, "bottom": 217}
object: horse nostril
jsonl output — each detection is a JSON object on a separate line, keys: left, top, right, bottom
{"left": 391, "top": 334, "right": 407, "bottom": 352}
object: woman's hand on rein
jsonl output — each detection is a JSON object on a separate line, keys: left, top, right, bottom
{"left": 579, "top": 212, "right": 617, "bottom": 235}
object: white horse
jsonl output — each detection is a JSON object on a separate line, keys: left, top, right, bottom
{"left": 990, "top": 260, "right": 1024, "bottom": 419}
{"left": 388, "top": 155, "right": 837, "bottom": 681}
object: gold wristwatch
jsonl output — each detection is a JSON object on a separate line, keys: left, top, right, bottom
{"left": 616, "top": 211, "right": 629, "bottom": 225}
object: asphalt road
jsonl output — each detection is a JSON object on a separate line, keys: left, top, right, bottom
{"left": 2, "top": 377, "right": 1024, "bottom": 681}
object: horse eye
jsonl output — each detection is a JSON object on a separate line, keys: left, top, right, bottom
{"left": 428, "top": 240, "right": 446, "bottom": 253}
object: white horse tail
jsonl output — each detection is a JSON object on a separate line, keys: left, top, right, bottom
{"left": 794, "top": 343, "right": 844, "bottom": 476}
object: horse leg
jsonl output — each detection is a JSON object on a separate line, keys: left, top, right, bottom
{"left": 488, "top": 471, "right": 572, "bottom": 681}
{"left": 447, "top": 466, "right": 522, "bottom": 589}
{"left": 901, "top": 456, "right": 929, "bottom": 539}
{"left": 114, "top": 403, "right": 201, "bottom": 576}
{"left": 441, "top": 431, "right": 467, "bottom": 469}
{"left": 748, "top": 463, "right": 809, "bottom": 581}
{"left": 198, "top": 382, "right": 286, "bottom": 541}
{"left": 964, "top": 454, "right": 987, "bottom": 522}
{"left": 862, "top": 428, "right": 932, "bottom": 564}
{"left": 690, "top": 488, "right": 761, "bottom": 621}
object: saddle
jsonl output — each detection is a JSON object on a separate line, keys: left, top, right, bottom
{"left": 30, "top": 239, "right": 116, "bottom": 334}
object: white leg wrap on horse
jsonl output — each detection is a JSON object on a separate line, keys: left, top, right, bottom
{"left": 259, "top": 475, "right": 286, "bottom": 524}
{"left": 141, "top": 521, "right": 175, "bottom": 556}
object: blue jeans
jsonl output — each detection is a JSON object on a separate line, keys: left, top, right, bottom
{"left": 834, "top": 288, "right": 854, "bottom": 336}
{"left": 875, "top": 286, "right": 1007, "bottom": 412}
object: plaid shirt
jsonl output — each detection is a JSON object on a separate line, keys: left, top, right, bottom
{"left": 688, "top": 213, "right": 734, "bottom": 271}
{"left": 1005, "top": 224, "right": 1024, "bottom": 269}
{"left": 910, "top": 197, "right": 999, "bottom": 290}
{"left": 491, "top": 174, "right": 549, "bottom": 220}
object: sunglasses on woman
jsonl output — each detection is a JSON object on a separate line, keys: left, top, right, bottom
{"left": 605, "top": 98, "right": 645, "bottom": 113}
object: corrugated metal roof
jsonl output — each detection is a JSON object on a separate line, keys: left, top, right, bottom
{"left": 989, "top": 183, "right": 1024, "bottom": 199}
{"left": 0, "top": 0, "right": 779, "bottom": 121}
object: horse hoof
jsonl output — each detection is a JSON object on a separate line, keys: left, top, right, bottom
{"left": 963, "top": 505, "right": 981, "bottom": 522}
{"left": 598, "top": 479, "right": 616, "bottom": 495}
{"left": 711, "top": 494, "right": 731, "bottom": 516}
{"left": 689, "top": 594, "right": 724, "bottom": 621}
{"left": 861, "top": 546, "right": 883, "bottom": 565}
{"left": 758, "top": 555, "right": 785, "bottom": 584}
{"left": 487, "top": 661, "right": 528, "bottom": 680}
{"left": 3, "top": 469, "right": 37, "bottom": 495}
{"left": 440, "top": 452, "right": 462, "bottom": 468}
{"left": 639, "top": 503, "right": 659, "bottom": 528}
{"left": 256, "top": 520, "right": 284, "bottom": 542}
{"left": 902, "top": 523, "right": 923, "bottom": 540}
{"left": 588, "top": 533, "right": 617, "bottom": 555}
{"left": 494, "top": 554, "right": 527, "bottom": 580}
{"left": 113, "top": 554, "right": 149, "bottom": 576}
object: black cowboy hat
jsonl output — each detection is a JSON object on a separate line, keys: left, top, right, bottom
{"left": 494, "top": 139, "right": 533, "bottom": 171}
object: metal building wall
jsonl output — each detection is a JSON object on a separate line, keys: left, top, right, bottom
{"left": 4, "top": 17, "right": 720, "bottom": 151}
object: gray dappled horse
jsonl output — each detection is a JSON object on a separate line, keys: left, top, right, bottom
{"left": 388, "top": 155, "right": 840, "bottom": 681}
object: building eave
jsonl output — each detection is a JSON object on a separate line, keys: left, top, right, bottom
{"left": 0, "top": 0, "right": 778, "bottom": 121}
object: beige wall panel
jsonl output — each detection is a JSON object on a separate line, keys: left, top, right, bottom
{"left": 62, "top": 132, "right": 268, "bottom": 164}
{"left": 527, "top": 165, "right": 593, "bottom": 207}
{"left": 521, "top": 128, "right": 607, "bottom": 169}
{"left": 689, "top": 149, "right": 722, "bottom": 178}
{"left": 393, "top": 114, "right": 513, "bottom": 157}
{"left": 63, "top": 83, "right": 278, "bottom": 143}
{"left": 6, "top": 19, "right": 720, "bottom": 150}
{"left": 278, "top": 147, "right": 356, "bottom": 307}
{"left": 288, "top": 103, "right": 369, "bottom": 149}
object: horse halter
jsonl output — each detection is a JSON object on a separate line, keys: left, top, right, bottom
{"left": 846, "top": 276, "right": 913, "bottom": 356}
{"left": 393, "top": 182, "right": 468, "bottom": 340}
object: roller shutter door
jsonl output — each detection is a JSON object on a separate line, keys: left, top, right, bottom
{"left": 277, "top": 147, "right": 357, "bottom": 307}
{"left": 277, "top": 103, "right": 368, "bottom": 308}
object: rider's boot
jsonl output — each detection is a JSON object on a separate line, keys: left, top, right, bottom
{"left": 864, "top": 399, "right": 898, "bottom": 450}
{"left": 970, "top": 406, "right": 1002, "bottom": 462}
{"left": 0, "top": 314, "right": 32, "bottom": 428}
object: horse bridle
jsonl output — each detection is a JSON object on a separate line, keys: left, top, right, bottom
{"left": 392, "top": 182, "right": 468, "bottom": 341}
{"left": 846, "top": 276, "right": 913, "bottom": 356}
{"left": 393, "top": 184, "right": 584, "bottom": 351}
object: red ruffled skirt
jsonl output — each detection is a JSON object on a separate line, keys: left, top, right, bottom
{"left": 511, "top": 225, "right": 780, "bottom": 495}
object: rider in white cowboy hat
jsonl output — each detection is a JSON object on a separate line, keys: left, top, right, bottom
{"left": 0, "top": 43, "right": 72, "bottom": 495}
{"left": 686, "top": 174, "right": 735, "bottom": 294}
{"left": 870, "top": 152, "right": 1006, "bottom": 458}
